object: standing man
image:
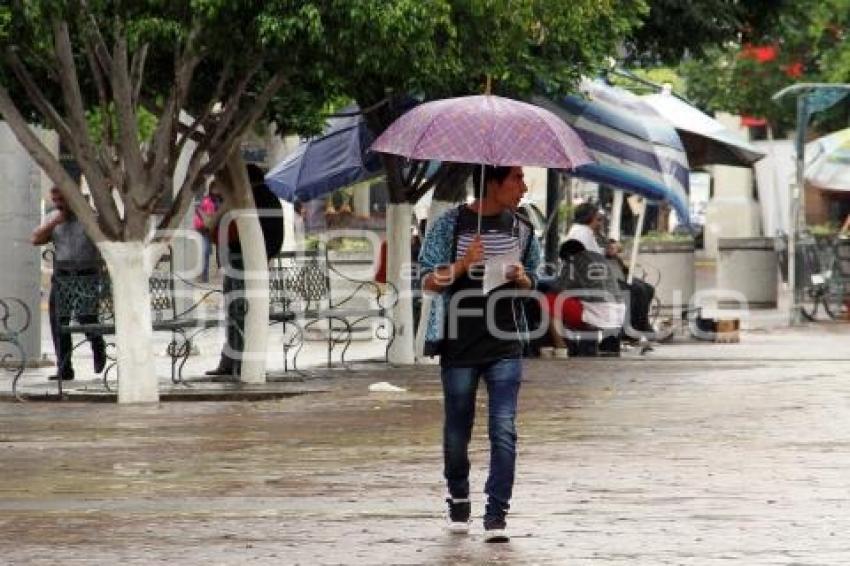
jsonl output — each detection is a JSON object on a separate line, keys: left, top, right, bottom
{"left": 419, "top": 165, "right": 541, "bottom": 543}
{"left": 32, "top": 186, "right": 106, "bottom": 381}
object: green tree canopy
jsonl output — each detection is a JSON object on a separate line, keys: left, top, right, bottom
{"left": 318, "top": 0, "right": 649, "bottom": 202}
{"left": 0, "top": 0, "right": 330, "bottom": 240}
{"left": 678, "top": 0, "right": 850, "bottom": 135}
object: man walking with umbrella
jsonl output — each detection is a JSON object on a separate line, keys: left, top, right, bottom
{"left": 419, "top": 165, "right": 541, "bottom": 542}
{"left": 370, "top": 91, "right": 590, "bottom": 542}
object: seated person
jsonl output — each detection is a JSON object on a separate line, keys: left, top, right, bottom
{"left": 541, "top": 203, "right": 625, "bottom": 353}
{"left": 605, "top": 239, "right": 656, "bottom": 336}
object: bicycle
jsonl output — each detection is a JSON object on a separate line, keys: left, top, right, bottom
{"left": 796, "top": 235, "right": 850, "bottom": 321}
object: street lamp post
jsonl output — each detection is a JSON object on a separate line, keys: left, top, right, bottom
{"left": 772, "top": 83, "right": 850, "bottom": 325}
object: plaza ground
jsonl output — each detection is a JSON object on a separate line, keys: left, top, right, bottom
{"left": 2, "top": 318, "right": 850, "bottom": 564}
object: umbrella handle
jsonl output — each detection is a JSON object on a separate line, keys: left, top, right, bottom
{"left": 477, "top": 163, "right": 485, "bottom": 234}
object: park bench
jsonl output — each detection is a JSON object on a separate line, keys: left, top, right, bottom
{"left": 268, "top": 249, "right": 397, "bottom": 371}
{"left": 14, "top": 252, "right": 223, "bottom": 398}
{"left": 13, "top": 246, "right": 396, "bottom": 398}
{"left": 1, "top": 297, "right": 31, "bottom": 396}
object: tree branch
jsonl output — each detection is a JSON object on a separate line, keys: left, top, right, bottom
{"left": 204, "top": 58, "right": 263, "bottom": 150}
{"left": 154, "top": 144, "right": 210, "bottom": 238}
{"left": 109, "top": 31, "right": 146, "bottom": 197}
{"left": 5, "top": 48, "right": 76, "bottom": 147}
{"left": 52, "top": 18, "right": 122, "bottom": 236}
{"left": 81, "top": 38, "right": 117, "bottom": 173}
{"left": 410, "top": 159, "right": 429, "bottom": 191}
{"left": 175, "top": 60, "right": 233, "bottom": 159}
{"left": 201, "top": 71, "right": 287, "bottom": 177}
{"left": 80, "top": 0, "right": 113, "bottom": 72}
{"left": 0, "top": 84, "right": 107, "bottom": 242}
{"left": 382, "top": 154, "right": 407, "bottom": 204}
{"left": 129, "top": 42, "right": 148, "bottom": 108}
{"left": 146, "top": 42, "right": 203, "bottom": 204}
{"left": 402, "top": 159, "right": 418, "bottom": 187}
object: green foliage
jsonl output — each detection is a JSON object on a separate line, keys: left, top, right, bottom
{"left": 626, "top": 0, "right": 803, "bottom": 64}
{"left": 323, "top": 0, "right": 648, "bottom": 113}
{"left": 678, "top": 0, "right": 850, "bottom": 135}
{"left": 809, "top": 222, "right": 839, "bottom": 237}
{"left": 86, "top": 104, "right": 157, "bottom": 146}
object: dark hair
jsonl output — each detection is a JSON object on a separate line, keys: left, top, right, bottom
{"left": 559, "top": 239, "right": 586, "bottom": 260}
{"left": 245, "top": 163, "right": 266, "bottom": 187}
{"left": 573, "top": 202, "right": 599, "bottom": 225}
{"left": 471, "top": 165, "right": 513, "bottom": 199}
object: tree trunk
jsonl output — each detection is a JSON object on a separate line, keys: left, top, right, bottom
{"left": 98, "top": 241, "right": 165, "bottom": 404}
{"left": 223, "top": 153, "right": 269, "bottom": 384}
{"left": 386, "top": 202, "right": 415, "bottom": 364}
{"left": 233, "top": 210, "right": 269, "bottom": 383}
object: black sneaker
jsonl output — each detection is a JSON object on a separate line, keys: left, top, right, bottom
{"left": 48, "top": 371, "right": 74, "bottom": 381}
{"left": 445, "top": 498, "right": 471, "bottom": 534}
{"left": 93, "top": 343, "right": 107, "bottom": 374}
{"left": 483, "top": 515, "right": 509, "bottom": 543}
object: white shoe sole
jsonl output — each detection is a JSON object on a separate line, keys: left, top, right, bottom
{"left": 446, "top": 522, "right": 470, "bottom": 534}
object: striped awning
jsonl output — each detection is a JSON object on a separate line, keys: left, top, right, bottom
{"left": 534, "top": 79, "right": 690, "bottom": 221}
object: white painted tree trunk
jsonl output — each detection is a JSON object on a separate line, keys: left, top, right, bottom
{"left": 386, "top": 202, "right": 415, "bottom": 364}
{"left": 98, "top": 242, "right": 166, "bottom": 404}
{"left": 234, "top": 211, "right": 269, "bottom": 384}
{"left": 424, "top": 198, "right": 455, "bottom": 236}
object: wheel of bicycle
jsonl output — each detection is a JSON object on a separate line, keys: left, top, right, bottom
{"left": 823, "top": 279, "right": 847, "bottom": 320}
{"left": 798, "top": 284, "right": 820, "bottom": 321}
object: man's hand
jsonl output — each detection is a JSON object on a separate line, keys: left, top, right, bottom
{"left": 423, "top": 235, "right": 485, "bottom": 292}
{"left": 505, "top": 262, "right": 532, "bottom": 289}
{"left": 31, "top": 209, "right": 66, "bottom": 246}
{"left": 459, "top": 235, "right": 484, "bottom": 271}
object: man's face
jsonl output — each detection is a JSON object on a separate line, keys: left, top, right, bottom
{"left": 605, "top": 241, "right": 621, "bottom": 257}
{"left": 589, "top": 212, "right": 603, "bottom": 233}
{"left": 50, "top": 188, "right": 66, "bottom": 210}
{"left": 491, "top": 167, "right": 527, "bottom": 211}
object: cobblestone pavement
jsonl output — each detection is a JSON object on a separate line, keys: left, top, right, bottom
{"left": 3, "top": 324, "right": 850, "bottom": 564}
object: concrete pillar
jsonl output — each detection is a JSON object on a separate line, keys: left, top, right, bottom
{"left": 0, "top": 122, "right": 52, "bottom": 364}
{"left": 170, "top": 118, "right": 205, "bottom": 318}
{"left": 352, "top": 181, "right": 370, "bottom": 217}
{"left": 703, "top": 113, "right": 763, "bottom": 258}
{"left": 717, "top": 237, "right": 778, "bottom": 308}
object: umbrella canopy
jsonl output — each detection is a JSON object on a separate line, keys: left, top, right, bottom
{"left": 370, "top": 94, "right": 592, "bottom": 170}
{"left": 642, "top": 92, "right": 766, "bottom": 167}
{"left": 573, "top": 162, "right": 689, "bottom": 223}
{"left": 265, "top": 107, "right": 381, "bottom": 202}
{"left": 534, "top": 79, "right": 690, "bottom": 220}
{"left": 805, "top": 128, "right": 850, "bottom": 191}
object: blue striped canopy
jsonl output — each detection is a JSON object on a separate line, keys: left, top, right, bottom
{"left": 573, "top": 162, "right": 689, "bottom": 223}
{"left": 534, "top": 79, "right": 690, "bottom": 221}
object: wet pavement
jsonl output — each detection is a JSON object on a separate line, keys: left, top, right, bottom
{"left": 3, "top": 321, "right": 850, "bottom": 564}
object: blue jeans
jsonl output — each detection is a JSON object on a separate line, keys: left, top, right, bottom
{"left": 441, "top": 358, "right": 522, "bottom": 519}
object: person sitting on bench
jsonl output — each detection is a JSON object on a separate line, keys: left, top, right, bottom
{"left": 542, "top": 203, "right": 625, "bottom": 355}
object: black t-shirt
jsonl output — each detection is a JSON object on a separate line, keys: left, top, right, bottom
{"left": 441, "top": 206, "right": 525, "bottom": 367}
{"left": 228, "top": 183, "right": 284, "bottom": 258}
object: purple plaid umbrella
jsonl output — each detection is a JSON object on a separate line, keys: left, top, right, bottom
{"left": 371, "top": 94, "right": 591, "bottom": 231}
{"left": 371, "top": 94, "right": 591, "bottom": 169}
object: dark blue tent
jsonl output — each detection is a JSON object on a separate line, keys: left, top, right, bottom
{"left": 265, "top": 106, "right": 382, "bottom": 202}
